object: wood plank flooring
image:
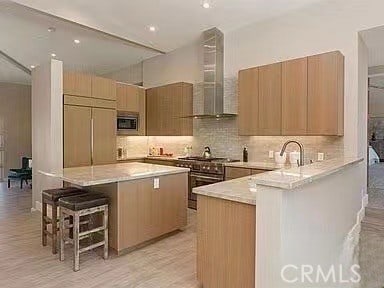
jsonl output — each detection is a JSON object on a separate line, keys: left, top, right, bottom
{"left": 0, "top": 182, "right": 199, "bottom": 288}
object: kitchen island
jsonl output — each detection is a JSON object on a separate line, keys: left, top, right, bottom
{"left": 43, "top": 162, "right": 189, "bottom": 255}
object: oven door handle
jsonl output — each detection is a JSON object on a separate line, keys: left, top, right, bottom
{"left": 190, "top": 174, "right": 223, "bottom": 181}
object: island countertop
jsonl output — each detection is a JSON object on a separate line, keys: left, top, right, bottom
{"left": 40, "top": 162, "right": 189, "bottom": 187}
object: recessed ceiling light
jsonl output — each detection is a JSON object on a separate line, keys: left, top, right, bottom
{"left": 202, "top": 1, "right": 210, "bottom": 8}
{"left": 149, "top": 26, "right": 157, "bottom": 32}
{"left": 74, "top": 39, "right": 80, "bottom": 44}
{"left": 48, "top": 27, "right": 56, "bottom": 33}
{"left": 30, "top": 65, "right": 35, "bottom": 69}
{"left": 51, "top": 53, "right": 56, "bottom": 57}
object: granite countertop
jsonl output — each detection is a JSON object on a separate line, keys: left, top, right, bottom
{"left": 251, "top": 157, "right": 363, "bottom": 189}
{"left": 193, "top": 157, "right": 363, "bottom": 205}
{"left": 224, "top": 161, "right": 291, "bottom": 170}
{"left": 40, "top": 162, "right": 189, "bottom": 187}
{"left": 117, "top": 155, "right": 181, "bottom": 161}
{"left": 193, "top": 177, "right": 256, "bottom": 205}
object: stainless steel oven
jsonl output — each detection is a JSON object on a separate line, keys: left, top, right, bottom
{"left": 189, "top": 172, "right": 224, "bottom": 209}
{"left": 117, "top": 112, "right": 138, "bottom": 135}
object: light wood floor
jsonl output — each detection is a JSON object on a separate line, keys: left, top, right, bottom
{"left": 0, "top": 182, "right": 199, "bottom": 288}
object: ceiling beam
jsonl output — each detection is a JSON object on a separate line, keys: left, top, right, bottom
{"left": 0, "top": 50, "right": 31, "bottom": 75}
{"left": 13, "top": 2, "right": 166, "bottom": 55}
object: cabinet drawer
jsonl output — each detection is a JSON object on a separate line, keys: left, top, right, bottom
{"left": 251, "top": 169, "right": 268, "bottom": 175}
{"left": 225, "top": 167, "right": 252, "bottom": 179}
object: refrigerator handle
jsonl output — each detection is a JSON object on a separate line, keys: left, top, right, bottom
{"left": 91, "top": 118, "right": 94, "bottom": 165}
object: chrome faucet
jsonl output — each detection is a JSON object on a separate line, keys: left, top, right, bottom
{"left": 280, "top": 140, "right": 305, "bottom": 166}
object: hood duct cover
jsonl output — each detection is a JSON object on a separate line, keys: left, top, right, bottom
{"left": 190, "top": 28, "right": 236, "bottom": 118}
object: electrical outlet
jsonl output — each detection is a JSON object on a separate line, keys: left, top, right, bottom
{"left": 154, "top": 178, "right": 160, "bottom": 189}
{"left": 269, "top": 151, "right": 274, "bottom": 159}
{"left": 317, "top": 153, "right": 324, "bottom": 161}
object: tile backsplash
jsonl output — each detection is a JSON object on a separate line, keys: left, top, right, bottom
{"left": 117, "top": 78, "right": 344, "bottom": 162}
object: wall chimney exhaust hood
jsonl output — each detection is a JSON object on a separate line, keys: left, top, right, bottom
{"left": 189, "top": 27, "right": 236, "bottom": 119}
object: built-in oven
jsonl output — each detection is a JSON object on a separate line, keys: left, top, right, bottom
{"left": 117, "top": 112, "right": 139, "bottom": 135}
{"left": 189, "top": 172, "right": 224, "bottom": 209}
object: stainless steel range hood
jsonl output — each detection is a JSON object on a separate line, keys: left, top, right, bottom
{"left": 190, "top": 28, "right": 236, "bottom": 119}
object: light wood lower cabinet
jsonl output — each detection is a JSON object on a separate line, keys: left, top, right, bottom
{"left": 225, "top": 166, "right": 268, "bottom": 180}
{"left": 94, "top": 173, "right": 188, "bottom": 253}
{"left": 197, "top": 195, "right": 256, "bottom": 288}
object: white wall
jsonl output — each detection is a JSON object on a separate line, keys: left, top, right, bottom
{"left": 31, "top": 60, "right": 63, "bottom": 209}
{"left": 0, "top": 83, "right": 31, "bottom": 178}
{"left": 143, "top": 38, "right": 202, "bottom": 87}
{"left": 103, "top": 61, "right": 143, "bottom": 85}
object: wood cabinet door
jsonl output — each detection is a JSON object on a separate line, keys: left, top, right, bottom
{"left": 64, "top": 105, "right": 92, "bottom": 168}
{"left": 146, "top": 87, "right": 161, "bottom": 136}
{"left": 63, "top": 72, "right": 92, "bottom": 97}
{"left": 138, "top": 88, "right": 146, "bottom": 136}
{"left": 308, "top": 51, "right": 344, "bottom": 135}
{"left": 181, "top": 83, "right": 193, "bottom": 135}
{"left": 238, "top": 67, "right": 259, "bottom": 135}
{"left": 92, "top": 76, "right": 117, "bottom": 100}
{"left": 92, "top": 108, "right": 117, "bottom": 165}
{"left": 146, "top": 83, "right": 193, "bottom": 136}
{"left": 225, "top": 167, "right": 252, "bottom": 180}
{"left": 125, "top": 85, "right": 140, "bottom": 112}
{"left": 116, "top": 83, "right": 127, "bottom": 111}
{"left": 258, "top": 63, "right": 282, "bottom": 135}
{"left": 282, "top": 57, "right": 308, "bottom": 135}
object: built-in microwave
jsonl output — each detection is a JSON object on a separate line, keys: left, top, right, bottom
{"left": 117, "top": 112, "right": 139, "bottom": 135}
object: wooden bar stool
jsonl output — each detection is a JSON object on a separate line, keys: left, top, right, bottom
{"left": 59, "top": 194, "right": 109, "bottom": 272}
{"left": 41, "top": 187, "right": 88, "bottom": 254}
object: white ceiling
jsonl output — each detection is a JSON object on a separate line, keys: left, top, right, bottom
{"left": 12, "top": 0, "right": 326, "bottom": 52}
{"left": 0, "top": 1, "right": 160, "bottom": 84}
{"left": 361, "top": 25, "right": 384, "bottom": 67}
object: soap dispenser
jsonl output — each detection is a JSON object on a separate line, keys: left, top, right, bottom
{"left": 243, "top": 146, "right": 248, "bottom": 162}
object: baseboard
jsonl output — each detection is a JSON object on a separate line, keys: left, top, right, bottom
{"left": 32, "top": 201, "right": 42, "bottom": 213}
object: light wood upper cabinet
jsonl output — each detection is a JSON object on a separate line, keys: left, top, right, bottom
{"left": 282, "top": 57, "right": 308, "bottom": 135}
{"left": 146, "top": 82, "right": 193, "bottom": 136}
{"left": 258, "top": 63, "right": 282, "bottom": 135}
{"left": 238, "top": 67, "right": 259, "bottom": 135}
{"left": 91, "top": 76, "right": 116, "bottom": 101}
{"left": 92, "top": 108, "right": 117, "bottom": 165}
{"left": 238, "top": 51, "right": 344, "bottom": 136}
{"left": 116, "top": 83, "right": 140, "bottom": 112}
{"left": 63, "top": 72, "right": 92, "bottom": 97}
{"left": 308, "top": 51, "right": 344, "bottom": 136}
{"left": 64, "top": 105, "right": 92, "bottom": 168}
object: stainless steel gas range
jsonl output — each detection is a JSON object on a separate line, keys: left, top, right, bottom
{"left": 175, "top": 157, "right": 240, "bottom": 209}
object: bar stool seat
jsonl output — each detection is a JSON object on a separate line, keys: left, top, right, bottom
{"left": 41, "top": 187, "right": 88, "bottom": 254}
{"left": 59, "top": 194, "right": 109, "bottom": 272}
{"left": 59, "top": 194, "right": 108, "bottom": 211}
{"left": 42, "top": 187, "right": 85, "bottom": 202}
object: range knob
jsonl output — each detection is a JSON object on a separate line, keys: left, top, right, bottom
{"left": 207, "top": 166, "right": 210, "bottom": 170}
{"left": 215, "top": 167, "right": 218, "bottom": 171}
